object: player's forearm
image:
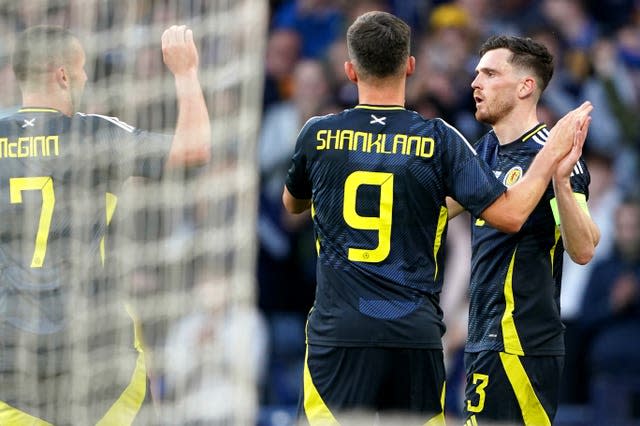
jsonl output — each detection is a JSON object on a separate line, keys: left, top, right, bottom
{"left": 553, "top": 178, "right": 600, "bottom": 265}
{"left": 166, "top": 71, "right": 211, "bottom": 167}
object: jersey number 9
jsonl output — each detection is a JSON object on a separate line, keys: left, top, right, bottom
{"left": 343, "top": 171, "right": 393, "bottom": 263}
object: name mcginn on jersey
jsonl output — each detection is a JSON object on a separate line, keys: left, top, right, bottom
{"left": 315, "top": 129, "right": 434, "bottom": 158}
{"left": 0, "top": 135, "right": 60, "bottom": 158}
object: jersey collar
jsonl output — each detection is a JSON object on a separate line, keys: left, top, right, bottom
{"left": 522, "top": 123, "right": 548, "bottom": 142}
{"left": 18, "top": 107, "right": 62, "bottom": 113}
{"left": 355, "top": 104, "right": 405, "bottom": 111}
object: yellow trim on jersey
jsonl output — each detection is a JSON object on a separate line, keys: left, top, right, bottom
{"left": 355, "top": 105, "right": 405, "bottom": 111}
{"left": 549, "top": 193, "right": 590, "bottom": 226}
{"left": 522, "top": 124, "right": 547, "bottom": 141}
{"left": 499, "top": 352, "right": 551, "bottom": 426}
{"left": 96, "top": 305, "right": 147, "bottom": 425}
{"left": 501, "top": 249, "right": 524, "bottom": 355}
{"left": 549, "top": 226, "right": 562, "bottom": 271}
{"left": 303, "top": 345, "right": 339, "bottom": 425}
{"left": 0, "top": 401, "right": 54, "bottom": 425}
{"left": 100, "top": 192, "right": 118, "bottom": 266}
{"left": 433, "top": 206, "right": 448, "bottom": 280}
{"left": 18, "top": 108, "right": 60, "bottom": 113}
{"left": 424, "top": 381, "right": 447, "bottom": 425}
{"left": 311, "top": 202, "right": 320, "bottom": 255}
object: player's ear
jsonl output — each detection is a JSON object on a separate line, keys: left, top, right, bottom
{"left": 344, "top": 61, "right": 358, "bottom": 83}
{"left": 406, "top": 55, "right": 415, "bottom": 77}
{"left": 519, "top": 75, "right": 536, "bottom": 99}
{"left": 55, "top": 66, "right": 69, "bottom": 89}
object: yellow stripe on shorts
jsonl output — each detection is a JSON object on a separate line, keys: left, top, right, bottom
{"left": 499, "top": 352, "right": 551, "bottom": 426}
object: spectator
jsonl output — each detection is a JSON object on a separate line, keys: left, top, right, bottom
{"left": 263, "top": 28, "right": 301, "bottom": 110}
{"left": 541, "top": 0, "right": 599, "bottom": 49}
{"left": 578, "top": 195, "right": 640, "bottom": 423}
{"left": 164, "top": 274, "right": 269, "bottom": 424}
{"left": 271, "top": 0, "right": 345, "bottom": 59}
{"left": 559, "top": 148, "right": 623, "bottom": 404}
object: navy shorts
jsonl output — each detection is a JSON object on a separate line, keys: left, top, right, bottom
{"left": 463, "top": 351, "right": 563, "bottom": 425}
{"left": 300, "top": 344, "right": 446, "bottom": 425}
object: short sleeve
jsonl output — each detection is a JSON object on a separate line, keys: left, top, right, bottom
{"left": 437, "top": 119, "right": 505, "bottom": 216}
{"left": 569, "top": 157, "right": 590, "bottom": 199}
{"left": 549, "top": 156, "right": 592, "bottom": 224}
{"left": 81, "top": 113, "right": 172, "bottom": 180}
{"left": 284, "top": 116, "right": 321, "bottom": 200}
{"left": 127, "top": 129, "right": 172, "bottom": 179}
{"left": 449, "top": 156, "right": 506, "bottom": 217}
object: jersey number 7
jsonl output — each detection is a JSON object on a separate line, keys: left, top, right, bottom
{"left": 10, "top": 176, "right": 55, "bottom": 268}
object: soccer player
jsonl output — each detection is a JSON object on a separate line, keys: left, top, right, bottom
{"left": 447, "top": 35, "right": 600, "bottom": 425}
{"left": 282, "top": 11, "right": 591, "bottom": 425}
{"left": 0, "top": 25, "right": 210, "bottom": 424}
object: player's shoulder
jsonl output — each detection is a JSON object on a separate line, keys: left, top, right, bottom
{"left": 298, "top": 110, "right": 346, "bottom": 135}
{"left": 423, "top": 116, "right": 477, "bottom": 152}
{"left": 428, "top": 116, "right": 463, "bottom": 135}
{"left": 74, "top": 112, "right": 136, "bottom": 134}
{"left": 520, "top": 123, "right": 550, "bottom": 150}
{"left": 0, "top": 108, "right": 68, "bottom": 136}
{"left": 0, "top": 112, "right": 16, "bottom": 130}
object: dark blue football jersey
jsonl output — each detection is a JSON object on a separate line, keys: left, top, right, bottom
{"left": 465, "top": 124, "right": 590, "bottom": 356}
{"left": 0, "top": 107, "right": 171, "bottom": 337}
{"left": 285, "top": 105, "right": 506, "bottom": 348}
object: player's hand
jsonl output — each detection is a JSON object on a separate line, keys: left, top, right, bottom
{"left": 554, "top": 115, "right": 591, "bottom": 181}
{"left": 546, "top": 101, "right": 592, "bottom": 163}
{"left": 162, "top": 25, "right": 199, "bottom": 76}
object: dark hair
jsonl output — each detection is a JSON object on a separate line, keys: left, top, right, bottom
{"left": 12, "top": 25, "right": 78, "bottom": 83}
{"left": 479, "top": 35, "right": 554, "bottom": 93}
{"left": 346, "top": 11, "right": 410, "bottom": 79}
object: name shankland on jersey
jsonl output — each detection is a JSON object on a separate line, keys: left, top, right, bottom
{"left": 315, "top": 128, "right": 435, "bottom": 158}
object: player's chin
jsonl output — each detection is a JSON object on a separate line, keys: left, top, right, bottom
{"left": 474, "top": 109, "right": 494, "bottom": 125}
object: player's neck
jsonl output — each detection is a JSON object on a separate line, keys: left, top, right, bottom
{"left": 22, "top": 92, "right": 73, "bottom": 116}
{"left": 492, "top": 106, "right": 539, "bottom": 145}
{"left": 356, "top": 78, "right": 406, "bottom": 107}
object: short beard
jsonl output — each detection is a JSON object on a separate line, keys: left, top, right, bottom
{"left": 476, "top": 99, "right": 514, "bottom": 126}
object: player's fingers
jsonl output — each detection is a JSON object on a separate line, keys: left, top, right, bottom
{"left": 576, "top": 101, "right": 593, "bottom": 118}
{"left": 185, "top": 28, "right": 194, "bottom": 45}
{"left": 161, "top": 27, "right": 171, "bottom": 46}
{"left": 578, "top": 110, "right": 592, "bottom": 131}
{"left": 175, "top": 25, "right": 187, "bottom": 44}
{"left": 574, "top": 117, "right": 591, "bottom": 149}
{"left": 169, "top": 25, "right": 179, "bottom": 45}
{"left": 166, "top": 25, "right": 180, "bottom": 45}
{"left": 581, "top": 117, "right": 592, "bottom": 139}
{"left": 164, "top": 25, "right": 177, "bottom": 46}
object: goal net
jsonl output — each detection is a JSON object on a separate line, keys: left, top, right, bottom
{"left": 0, "top": 0, "right": 267, "bottom": 425}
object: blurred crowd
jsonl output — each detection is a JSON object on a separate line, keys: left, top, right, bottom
{"left": 258, "top": 0, "right": 640, "bottom": 424}
{"left": 0, "top": 0, "right": 638, "bottom": 424}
